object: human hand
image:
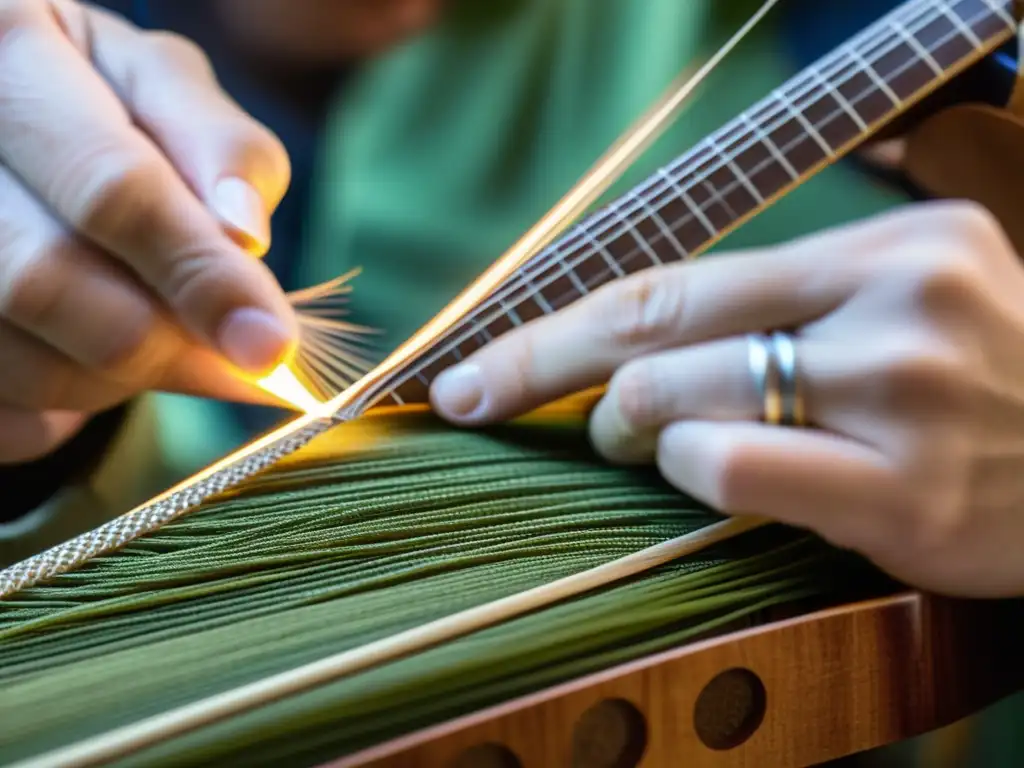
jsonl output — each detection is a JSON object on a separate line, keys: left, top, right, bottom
{"left": 0, "top": 1, "right": 296, "bottom": 463}
{"left": 431, "top": 201, "right": 1024, "bottom": 598}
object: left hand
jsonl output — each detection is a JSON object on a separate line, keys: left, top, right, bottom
{"left": 430, "top": 200, "right": 1024, "bottom": 598}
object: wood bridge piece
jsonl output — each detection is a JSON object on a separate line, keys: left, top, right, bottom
{"left": 327, "top": 592, "right": 1024, "bottom": 768}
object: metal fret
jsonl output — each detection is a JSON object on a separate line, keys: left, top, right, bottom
{"left": 702, "top": 179, "right": 740, "bottom": 221}
{"left": 846, "top": 46, "right": 903, "bottom": 106}
{"left": 892, "top": 17, "right": 945, "bottom": 74}
{"left": 526, "top": 276, "right": 555, "bottom": 313}
{"left": 707, "top": 133, "right": 765, "bottom": 204}
{"left": 657, "top": 168, "right": 718, "bottom": 238}
{"left": 739, "top": 112, "right": 799, "bottom": 181}
{"left": 632, "top": 189, "right": 690, "bottom": 262}
{"left": 937, "top": 0, "right": 984, "bottom": 45}
{"left": 609, "top": 198, "right": 664, "bottom": 267}
{"left": 809, "top": 66, "right": 869, "bottom": 132}
{"left": 773, "top": 86, "right": 835, "bottom": 158}
{"left": 498, "top": 297, "right": 524, "bottom": 326}
{"left": 978, "top": 0, "right": 1015, "bottom": 27}
{"left": 558, "top": 251, "right": 591, "bottom": 298}
{"left": 583, "top": 202, "right": 628, "bottom": 276}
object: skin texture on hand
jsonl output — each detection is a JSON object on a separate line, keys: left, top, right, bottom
{"left": 0, "top": 0, "right": 298, "bottom": 462}
{"left": 432, "top": 201, "right": 1024, "bottom": 599}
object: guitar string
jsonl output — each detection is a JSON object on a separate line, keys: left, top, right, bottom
{"left": 379, "top": 0, "right": 1002, "bottom": 400}
{"left": 390, "top": 0, "right": 993, "bottom": 355}
{"left": 477, "top": 0, "right": 1000, "bottom": 297}
{"left": 0, "top": 0, "right": 999, "bottom": 599}
{"left": 392, "top": 0, "right": 990, "bottom": 363}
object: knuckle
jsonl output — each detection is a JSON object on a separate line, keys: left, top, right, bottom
{"left": 612, "top": 360, "right": 658, "bottom": 429}
{"left": 157, "top": 246, "right": 226, "bottom": 312}
{"left": 889, "top": 479, "right": 965, "bottom": 555}
{"left": 604, "top": 271, "right": 684, "bottom": 347}
{"left": 877, "top": 349, "right": 973, "bottom": 416}
{"left": 0, "top": 245, "right": 58, "bottom": 329}
{"left": 144, "top": 30, "right": 212, "bottom": 76}
{"left": 706, "top": 439, "right": 758, "bottom": 511}
{"left": 882, "top": 242, "right": 985, "bottom": 324}
{"left": 940, "top": 199, "right": 1004, "bottom": 244}
{"left": 910, "top": 255, "right": 982, "bottom": 318}
{"left": 67, "top": 148, "right": 166, "bottom": 241}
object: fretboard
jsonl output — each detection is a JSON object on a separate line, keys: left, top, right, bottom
{"left": 379, "top": 0, "right": 1016, "bottom": 407}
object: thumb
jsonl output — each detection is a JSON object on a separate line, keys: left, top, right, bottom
{"left": 85, "top": 7, "right": 291, "bottom": 256}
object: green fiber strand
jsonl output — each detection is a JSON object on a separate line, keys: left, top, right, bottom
{"left": 0, "top": 409, "right": 890, "bottom": 766}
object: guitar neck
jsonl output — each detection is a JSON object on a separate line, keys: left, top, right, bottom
{"left": 381, "top": 0, "right": 1017, "bottom": 406}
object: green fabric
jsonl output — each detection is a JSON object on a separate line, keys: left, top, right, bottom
{"left": 301, "top": 0, "right": 906, "bottom": 354}
{"left": 0, "top": 409, "right": 887, "bottom": 767}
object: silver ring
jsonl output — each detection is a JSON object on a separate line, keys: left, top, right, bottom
{"left": 747, "top": 333, "right": 782, "bottom": 425}
{"left": 770, "top": 331, "right": 805, "bottom": 427}
{"left": 747, "top": 332, "right": 805, "bottom": 427}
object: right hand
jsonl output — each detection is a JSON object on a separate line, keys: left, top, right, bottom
{"left": 0, "top": 1, "right": 298, "bottom": 464}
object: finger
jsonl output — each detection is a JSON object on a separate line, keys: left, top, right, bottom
{"left": 0, "top": 317, "right": 275, "bottom": 412}
{"left": 0, "top": 2, "right": 296, "bottom": 374}
{"left": 84, "top": 6, "right": 291, "bottom": 254}
{"left": 0, "top": 407, "right": 86, "bottom": 464}
{"left": 656, "top": 420, "right": 897, "bottom": 555}
{"left": 587, "top": 337, "right": 765, "bottom": 465}
{"left": 430, "top": 211, "right": 914, "bottom": 425}
{"left": 0, "top": 159, "right": 279, "bottom": 406}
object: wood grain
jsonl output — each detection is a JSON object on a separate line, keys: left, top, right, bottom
{"left": 327, "top": 592, "right": 1024, "bottom": 768}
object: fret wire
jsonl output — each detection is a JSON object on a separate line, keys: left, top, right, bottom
{"left": 658, "top": 168, "right": 718, "bottom": 238}
{"left": 512, "top": 0, "right": 960, "bottom": 291}
{"left": 506, "top": 0, "right": 947, "bottom": 291}
{"left": 632, "top": 188, "right": 691, "bottom": 261}
{"left": 978, "top": 0, "right": 1015, "bottom": 26}
{"left": 702, "top": 179, "right": 741, "bottom": 220}
{"left": 499, "top": 297, "right": 524, "bottom": 326}
{"left": 559, "top": 253, "right": 591, "bottom": 296}
{"left": 739, "top": 111, "right": 800, "bottom": 180}
{"left": 584, "top": 200, "right": 628, "bottom": 276}
{"left": 383, "top": 0, "right": 1005, "bottom": 395}
{"left": 608, "top": 198, "right": 664, "bottom": 267}
{"left": 893, "top": 17, "right": 946, "bottom": 74}
{"left": 411, "top": 0, "right": 987, "bottom": 372}
{"left": 528, "top": 277, "right": 556, "bottom": 312}
{"left": 480, "top": 0, "right": 979, "bottom": 309}
{"left": 847, "top": 46, "right": 903, "bottom": 106}
{"left": 773, "top": 85, "right": 836, "bottom": 157}
{"left": 809, "top": 66, "right": 869, "bottom": 131}
{"left": 706, "top": 133, "right": 766, "bottom": 204}
{"left": 937, "top": 0, "right": 984, "bottom": 45}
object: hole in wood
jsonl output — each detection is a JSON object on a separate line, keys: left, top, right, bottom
{"left": 693, "top": 667, "right": 767, "bottom": 751}
{"left": 449, "top": 743, "right": 522, "bottom": 768}
{"left": 571, "top": 698, "right": 648, "bottom": 768}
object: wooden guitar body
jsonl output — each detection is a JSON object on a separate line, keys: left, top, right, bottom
{"left": 335, "top": 593, "right": 1024, "bottom": 768}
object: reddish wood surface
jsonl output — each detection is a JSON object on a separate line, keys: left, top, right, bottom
{"left": 322, "top": 591, "right": 1023, "bottom": 768}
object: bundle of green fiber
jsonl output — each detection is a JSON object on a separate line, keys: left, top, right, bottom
{"left": 0, "top": 405, "right": 893, "bottom": 767}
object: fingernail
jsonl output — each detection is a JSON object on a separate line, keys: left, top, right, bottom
{"left": 432, "top": 364, "right": 486, "bottom": 420}
{"left": 212, "top": 177, "right": 270, "bottom": 254}
{"left": 217, "top": 307, "right": 293, "bottom": 374}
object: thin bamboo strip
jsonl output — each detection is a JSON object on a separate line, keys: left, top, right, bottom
{"left": 12, "top": 518, "right": 766, "bottom": 768}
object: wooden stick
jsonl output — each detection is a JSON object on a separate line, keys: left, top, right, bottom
{"left": 13, "top": 516, "right": 769, "bottom": 768}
